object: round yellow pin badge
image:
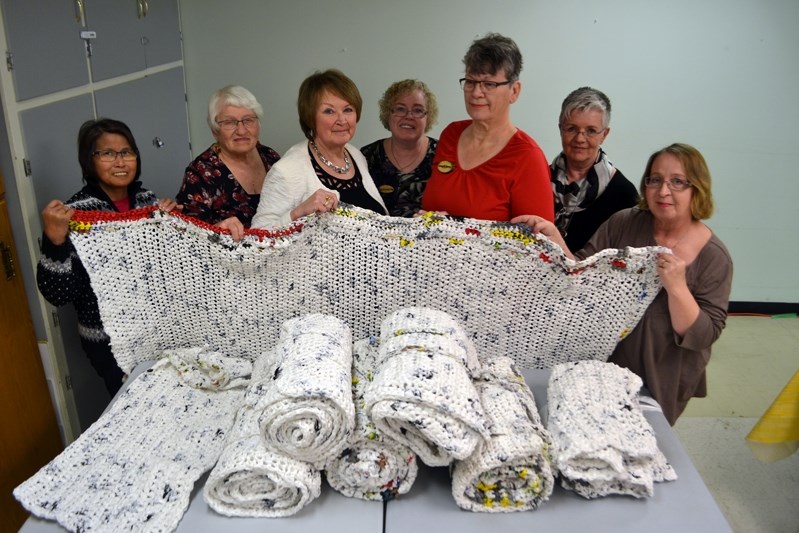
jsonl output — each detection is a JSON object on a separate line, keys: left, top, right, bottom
{"left": 437, "top": 160, "right": 455, "bottom": 174}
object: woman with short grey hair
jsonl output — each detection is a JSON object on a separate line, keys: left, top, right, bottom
{"left": 550, "top": 86, "right": 638, "bottom": 250}
{"left": 176, "top": 85, "right": 280, "bottom": 240}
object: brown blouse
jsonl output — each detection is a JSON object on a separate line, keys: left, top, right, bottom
{"left": 577, "top": 208, "right": 733, "bottom": 424}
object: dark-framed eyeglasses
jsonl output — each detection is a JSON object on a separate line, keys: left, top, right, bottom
{"left": 93, "top": 149, "right": 138, "bottom": 162}
{"left": 644, "top": 176, "right": 693, "bottom": 191}
{"left": 390, "top": 106, "right": 427, "bottom": 119}
{"left": 559, "top": 124, "right": 606, "bottom": 139}
{"left": 459, "top": 78, "right": 513, "bottom": 92}
{"left": 216, "top": 116, "right": 259, "bottom": 131}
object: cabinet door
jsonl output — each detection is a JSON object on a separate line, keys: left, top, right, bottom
{"left": 88, "top": 0, "right": 182, "bottom": 82}
{"left": 94, "top": 67, "right": 190, "bottom": 199}
{"left": 0, "top": 0, "right": 89, "bottom": 101}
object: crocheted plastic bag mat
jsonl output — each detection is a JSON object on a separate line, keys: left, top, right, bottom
{"left": 204, "top": 349, "right": 322, "bottom": 517}
{"left": 451, "top": 356, "right": 555, "bottom": 512}
{"left": 67, "top": 206, "right": 663, "bottom": 374}
{"left": 547, "top": 360, "right": 678, "bottom": 498}
{"left": 14, "top": 349, "right": 250, "bottom": 531}
{"left": 324, "top": 337, "right": 418, "bottom": 501}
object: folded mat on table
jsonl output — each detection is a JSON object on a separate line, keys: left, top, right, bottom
{"left": 547, "top": 360, "right": 677, "bottom": 498}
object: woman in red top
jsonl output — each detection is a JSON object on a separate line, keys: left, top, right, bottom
{"left": 421, "top": 33, "right": 553, "bottom": 222}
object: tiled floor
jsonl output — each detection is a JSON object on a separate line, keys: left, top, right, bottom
{"left": 672, "top": 315, "right": 799, "bottom": 533}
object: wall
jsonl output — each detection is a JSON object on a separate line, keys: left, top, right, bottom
{"left": 179, "top": 0, "right": 799, "bottom": 303}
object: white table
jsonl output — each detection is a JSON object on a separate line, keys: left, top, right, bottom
{"left": 22, "top": 368, "right": 730, "bottom": 532}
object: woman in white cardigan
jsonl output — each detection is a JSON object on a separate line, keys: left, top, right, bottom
{"left": 252, "top": 69, "right": 387, "bottom": 228}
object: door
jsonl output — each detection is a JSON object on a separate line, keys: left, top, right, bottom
{"left": 0, "top": 173, "right": 63, "bottom": 532}
{"left": 0, "top": 0, "right": 89, "bottom": 101}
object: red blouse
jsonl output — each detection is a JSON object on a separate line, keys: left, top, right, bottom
{"left": 422, "top": 120, "right": 554, "bottom": 222}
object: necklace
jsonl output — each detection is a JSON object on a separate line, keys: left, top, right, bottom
{"left": 656, "top": 224, "right": 693, "bottom": 250}
{"left": 310, "top": 139, "right": 351, "bottom": 174}
{"left": 389, "top": 138, "right": 425, "bottom": 173}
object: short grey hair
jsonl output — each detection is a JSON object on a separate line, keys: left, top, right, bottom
{"left": 559, "top": 87, "right": 611, "bottom": 129}
{"left": 207, "top": 85, "right": 264, "bottom": 133}
{"left": 462, "top": 33, "right": 523, "bottom": 82}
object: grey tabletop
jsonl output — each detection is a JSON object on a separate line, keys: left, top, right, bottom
{"left": 21, "top": 367, "right": 731, "bottom": 533}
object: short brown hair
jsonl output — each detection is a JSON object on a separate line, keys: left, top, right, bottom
{"left": 297, "top": 69, "right": 362, "bottom": 140}
{"left": 377, "top": 79, "right": 439, "bottom": 133}
{"left": 638, "top": 143, "right": 715, "bottom": 220}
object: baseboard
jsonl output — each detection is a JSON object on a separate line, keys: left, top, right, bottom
{"left": 728, "top": 301, "right": 799, "bottom": 316}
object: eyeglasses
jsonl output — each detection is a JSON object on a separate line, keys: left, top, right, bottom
{"left": 459, "top": 78, "right": 513, "bottom": 92}
{"left": 644, "top": 176, "right": 693, "bottom": 191}
{"left": 216, "top": 116, "right": 259, "bottom": 131}
{"left": 559, "top": 125, "right": 606, "bottom": 139}
{"left": 391, "top": 106, "right": 427, "bottom": 119}
{"left": 93, "top": 149, "right": 137, "bottom": 162}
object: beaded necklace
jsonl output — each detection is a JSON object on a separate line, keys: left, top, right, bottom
{"left": 309, "top": 139, "right": 351, "bottom": 174}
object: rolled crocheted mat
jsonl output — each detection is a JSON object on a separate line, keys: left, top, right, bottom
{"left": 252, "top": 314, "right": 355, "bottom": 469}
{"left": 204, "top": 353, "right": 322, "bottom": 517}
{"left": 451, "top": 357, "right": 555, "bottom": 512}
{"left": 547, "top": 360, "right": 678, "bottom": 498}
{"left": 365, "top": 308, "right": 489, "bottom": 467}
{"left": 325, "top": 337, "right": 418, "bottom": 501}
{"left": 14, "top": 349, "right": 250, "bottom": 532}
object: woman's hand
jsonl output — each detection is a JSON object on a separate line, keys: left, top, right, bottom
{"left": 157, "top": 198, "right": 178, "bottom": 212}
{"left": 290, "top": 189, "right": 339, "bottom": 221}
{"left": 215, "top": 216, "right": 246, "bottom": 242}
{"left": 510, "top": 215, "right": 573, "bottom": 258}
{"left": 41, "top": 200, "right": 74, "bottom": 246}
{"left": 657, "top": 251, "right": 700, "bottom": 335}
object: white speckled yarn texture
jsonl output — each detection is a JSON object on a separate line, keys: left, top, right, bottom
{"left": 250, "top": 314, "right": 355, "bottom": 470}
{"left": 365, "top": 308, "right": 489, "bottom": 467}
{"left": 14, "top": 351, "right": 250, "bottom": 531}
{"left": 451, "top": 357, "right": 555, "bottom": 512}
{"left": 67, "top": 206, "right": 663, "bottom": 374}
{"left": 325, "top": 337, "right": 418, "bottom": 501}
{"left": 204, "top": 352, "right": 322, "bottom": 517}
{"left": 547, "top": 360, "right": 678, "bottom": 498}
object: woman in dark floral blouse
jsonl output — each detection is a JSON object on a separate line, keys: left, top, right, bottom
{"left": 176, "top": 85, "right": 280, "bottom": 240}
{"left": 361, "top": 79, "right": 438, "bottom": 217}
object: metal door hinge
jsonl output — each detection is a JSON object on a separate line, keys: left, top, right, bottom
{"left": 6, "top": 51, "right": 13, "bottom": 71}
{"left": 51, "top": 310, "right": 60, "bottom": 328}
{"left": 65, "top": 374, "right": 73, "bottom": 390}
{"left": 23, "top": 158, "right": 32, "bottom": 176}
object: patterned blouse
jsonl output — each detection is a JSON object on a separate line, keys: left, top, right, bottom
{"left": 361, "top": 137, "right": 438, "bottom": 217}
{"left": 176, "top": 143, "right": 280, "bottom": 226}
{"left": 308, "top": 147, "right": 387, "bottom": 215}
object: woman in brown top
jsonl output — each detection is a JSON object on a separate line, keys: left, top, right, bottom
{"left": 514, "top": 143, "right": 733, "bottom": 424}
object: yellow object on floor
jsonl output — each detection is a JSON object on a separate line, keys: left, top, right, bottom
{"left": 746, "top": 370, "right": 799, "bottom": 463}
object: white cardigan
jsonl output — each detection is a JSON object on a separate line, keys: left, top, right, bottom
{"left": 251, "top": 140, "right": 387, "bottom": 228}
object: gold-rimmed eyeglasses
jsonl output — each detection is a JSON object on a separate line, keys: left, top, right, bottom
{"left": 390, "top": 106, "right": 427, "bottom": 119}
{"left": 559, "top": 125, "right": 606, "bottom": 139}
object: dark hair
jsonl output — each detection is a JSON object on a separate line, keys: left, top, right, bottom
{"left": 297, "top": 69, "right": 362, "bottom": 140}
{"left": 638, "top": 143, "right": 714, "bottom": 220}
{"left": 462, "top": 33, "right": 523, "bottom": 82}
{"left": 77, "top": 118, "right": 141, "bottom": 185}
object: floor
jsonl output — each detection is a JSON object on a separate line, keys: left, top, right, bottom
{"left": 672, "top": 315, "right": 799, "bottom": 533}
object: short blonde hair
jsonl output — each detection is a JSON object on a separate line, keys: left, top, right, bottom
{"left": 377, "top": 79, "right": 439, "bottom": 133}
{"left": 638, "top": 143, "right": 715, "bottom": 220}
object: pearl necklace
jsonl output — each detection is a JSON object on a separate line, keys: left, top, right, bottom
{"left": 310, "top": 139, "right": 351, "bottom": 174}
